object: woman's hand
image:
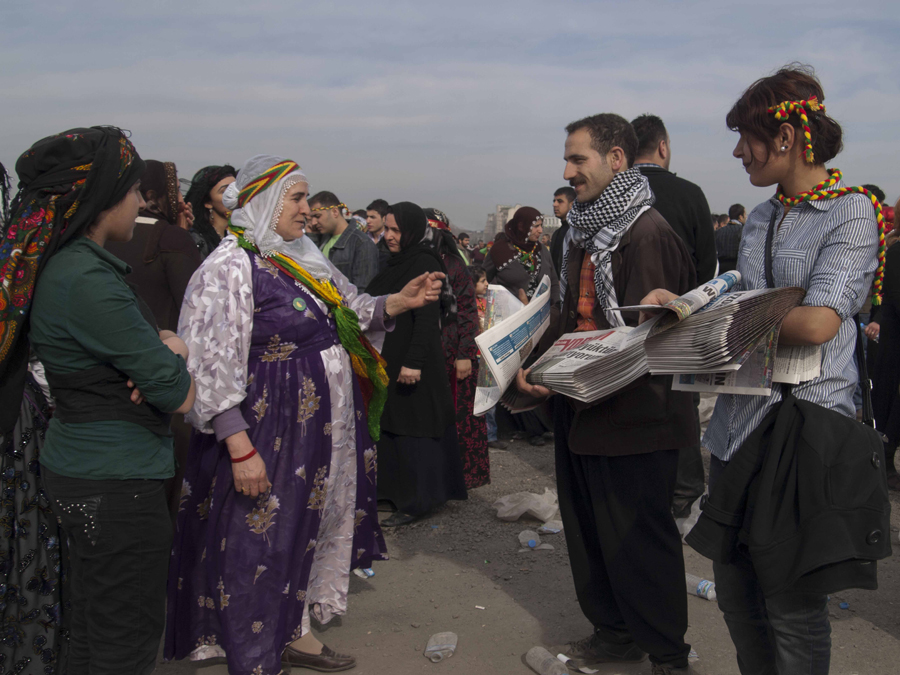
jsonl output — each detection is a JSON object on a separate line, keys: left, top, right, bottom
{"left": 226, "top": 431, "right": 271, "bottom": 497}
{"left": 455, "top": 359, "right": 472, "bottom": 380}
{"left": 127, "top": 379, "right": 145, "bottom": 405}
{"left": 865, "top": 322, "right": 880, "bottom": 340}
{"left": 398, "top": 367, "right": 421, "bottom": 385}
{"left": 515, "top": 367, "right": 552, "bottom": 399}
{"left": 385, "top": 271, "right": 446, "bottom": 316}
{"left": 637, "top": 288, "right": 678, "bottom": 324}
{"left": 517, "top": 289, "right": 529, "bottom": 305}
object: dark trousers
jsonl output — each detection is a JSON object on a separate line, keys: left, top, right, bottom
{"left": 672, "top": 393, "right": 705, "bottom": 517}
{"left": 709, "top": 456, "right": 831, "bottom": 675}
{"left": 42, "top": 467, "right": 173, "bottom": 675}
{"left": 554, "top": 400, "right": 690, "bottom": 667}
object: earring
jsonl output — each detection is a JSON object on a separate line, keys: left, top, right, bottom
{"left": 207, "top": 207, "right": 214, "bottom": 222}
{"left": 781, "top": 145, "right": 788, "bottom": 152}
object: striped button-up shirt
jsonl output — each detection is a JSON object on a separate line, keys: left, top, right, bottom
{"left": 704, "top": 180, "right": 878, "bottom": 461}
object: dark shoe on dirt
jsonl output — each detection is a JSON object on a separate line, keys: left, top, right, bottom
{"left": 560, "top": 632, "right": 646, "bottom": 665}
{"left": 887, "top": 472, "right": 900, "bottom": 492}
{"left": 488, "top": 440, "right": 509, "bottom": 449}
{"left": 380, "top": 511, "right": 418, "bottom": 527}
{"left": 529, "top": 435, "right": 546, "bottom": 447}
{"left": 282, "top": 644, "right": 356, "bottom": 672}
{"left": 651, "top": 663, "right": 692, "bottom": 674}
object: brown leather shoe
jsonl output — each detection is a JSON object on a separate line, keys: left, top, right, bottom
{"left": 281, "top": 644, "right": 356, "bottom": 672}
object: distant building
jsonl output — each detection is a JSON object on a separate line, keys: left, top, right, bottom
{"left": 485, "top": 204, "right": 521, "bottom": 239}
{"left": 484, "top": 205, "right": 560, "bottom": 239}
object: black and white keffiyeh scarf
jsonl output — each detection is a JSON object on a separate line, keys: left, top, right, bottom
{"left": 560, "top": 167, "right": 655, "bottom": 327}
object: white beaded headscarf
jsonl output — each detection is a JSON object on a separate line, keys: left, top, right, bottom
{"left": 223, "top": 154, "right": 332, "bottom": 279}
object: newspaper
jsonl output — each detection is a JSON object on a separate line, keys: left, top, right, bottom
{"left": 473, "top": 285, "right": 524, "bottom": 415}
{"left": 525, "top": 322, "right": 653, "bottom": 403}
{"left": 618, "top": 271, "right": 740, "bottom": 324}
{"left": 473, "top": 276, "right": 552, "bottom": 415}
{"left": 672, "top": 341, "right": 821, "bottom": 396}
{"left": 524, "top": 273, "right": 808, "bottom": 403}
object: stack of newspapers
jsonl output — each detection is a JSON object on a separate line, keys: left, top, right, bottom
{"left": 526, "top": 323, "right": 653, "bottom": 402}
{"left": 525, "top": 271, "right": 813, "bottom": 403}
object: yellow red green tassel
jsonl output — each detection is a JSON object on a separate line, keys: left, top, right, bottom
{"left": 767, "top": 96, "right": 825, "bottom": 164}
{"left": 776, "top": 168, "right": 886, "bottom": 305}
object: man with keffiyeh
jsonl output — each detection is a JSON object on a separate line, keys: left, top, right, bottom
{"left": 517, "top": 114, "right": 698, "bottom": 675}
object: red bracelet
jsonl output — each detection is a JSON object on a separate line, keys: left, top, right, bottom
{"left": 230, "top": 448, "right": 258, "bottom": 464}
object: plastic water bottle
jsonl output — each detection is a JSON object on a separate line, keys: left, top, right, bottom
{"left": 525, "top": 646, "right": 568, "bottom": 675}
{"left": 424, "top": 632, "right": 458, "bottom": 662}
{"left": 685, "top": 573, "right": 716, "bottom": 601}
{"left": 518, "top": 530, "right": 540, "bottom": 549}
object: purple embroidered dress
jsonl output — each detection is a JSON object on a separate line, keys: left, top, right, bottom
{"left": 165, "top": 157, "right": 389, "bottom": 675}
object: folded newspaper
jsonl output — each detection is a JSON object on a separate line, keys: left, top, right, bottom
{"left": 473, "top": 276, "right": 552, "bottom": 415}
{"left": 526, "top": 271, "right": 814, "bottom": 402}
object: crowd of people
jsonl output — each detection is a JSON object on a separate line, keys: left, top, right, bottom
{"left": 0, "top": 63, "right": 897, "bottom": 675}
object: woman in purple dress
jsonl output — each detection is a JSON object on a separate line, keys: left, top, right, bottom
{"left": 165, "top": 155, "right": 443, "bottom": 674}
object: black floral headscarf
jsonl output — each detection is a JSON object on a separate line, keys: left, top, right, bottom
{"left": 0, "top": 126, "right": 144, "bottom": 430}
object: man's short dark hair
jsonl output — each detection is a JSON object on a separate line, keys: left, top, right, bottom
{"left": 862, "top": 184, "right": 886, "bottom": 203}
{"left": 728, "top": 204, "right": 746, "bottom": 220}
{"left": 565, "top": 113, "right": 638, "bottom": 167}
{"left": 353, "top": 209, "right": 367, "bottom": 218}
{"left": 718, "top": 214, "right": 729, "bottom": 226}
{"left": 309, "top": 191, "right": 342, "bottom": 209}
{"left": 631, "top": 114, "right": 668, "bottom": 158}
{"left": 458, "top": 232, "right": 470, "bottom": 241}
{"left": 366, "top": 199, "right": 390, "bottom": 217}
{"left": 554, "top": 186, "right": 576, "bottom": 201}
{"left": 711, "top": 213, "right": 720, "bottom": 225}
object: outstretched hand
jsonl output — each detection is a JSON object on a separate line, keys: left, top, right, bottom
{"left": 387, "top": 271, "right": 446, "bottom": 316}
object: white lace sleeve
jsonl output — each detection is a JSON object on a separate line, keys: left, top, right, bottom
{"left": 177, "top": 238, "right": 254, "bottom": 433}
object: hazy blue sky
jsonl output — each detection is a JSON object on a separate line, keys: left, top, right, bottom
{"left": 2, "top": 1, "right": 897, "bottom": 231}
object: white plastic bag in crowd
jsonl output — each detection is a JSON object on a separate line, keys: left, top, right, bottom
{"left": 492, "top": 488, "right": 558, "bottom": 523}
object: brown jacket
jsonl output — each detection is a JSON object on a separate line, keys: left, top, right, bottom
{"left": 549, "top": 207, "right": 699, "bottom": 456}
{"left": 105, "top": 217, "right": 201, "bottom": 332}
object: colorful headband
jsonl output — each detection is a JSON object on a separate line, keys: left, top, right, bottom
{"left": 767, "top": 96, "right": 826, "bottom": 164}
{"left": 310, "top": 202, "right": 347, "bottom": 213}
{"left": 237, "top": 160, "right": 301, "bottom": 208}
{"left": 427, "top": 218, "right": 450, "bottom": 231}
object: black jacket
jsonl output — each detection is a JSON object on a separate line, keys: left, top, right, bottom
{"left": 686, "top": 394, "right": 891, "bottom": 596}
{"left": 549, "top": 219, "right": 569, "bottom": 276}
{"left": 637, "top": 165, "right": 717, "bottom": 283}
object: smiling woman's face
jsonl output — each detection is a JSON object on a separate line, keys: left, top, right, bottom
{"left": 274, "top": 181, "right": 310, "bottom": 242}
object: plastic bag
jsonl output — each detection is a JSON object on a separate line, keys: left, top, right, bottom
{"left": 493, "top": 488, "right": 558, "bottom": 522}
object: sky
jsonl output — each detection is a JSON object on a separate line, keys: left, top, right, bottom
{"left": 2, "top": 0, "right": 898, "bottom": 233}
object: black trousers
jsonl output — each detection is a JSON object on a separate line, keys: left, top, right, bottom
{"left": 42, "top": 467, "right": 172, "bottom": 675}
{"left": 672, "top": 393, "right": 705, "bottom": 517}
{"left": 554, "top": 400, "right": 690, "bottom": 668}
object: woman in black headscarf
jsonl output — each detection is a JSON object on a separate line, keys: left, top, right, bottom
{"left": 1, "top": 127, "right": 195, "bottom": 674}
{"left": 483, "top": 207, "right": 559, "bottom": 447}
{"left": 0, "top": 159, "right": 64, "bottom": 673}
{"left": 185, "top": 164, "right": 237, "bottom": 259}
{"left": 368, "top": 202, "right": 467, "bottom": 526}
{"left": 484, "top": 206, "right": 558, "bottom": 305}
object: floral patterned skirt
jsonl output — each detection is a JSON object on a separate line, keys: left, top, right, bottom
{"left": 446, "top": 359, "right": 490, "bottom": 489}
{"left": 165, "top": 345, "right": 386, "bottom": 675}
{"left": 0, "top": 376, "right": 62, "bottom": 673}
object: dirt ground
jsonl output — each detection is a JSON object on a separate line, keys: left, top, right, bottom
{"left": 158, "top": 431, "right": 900, "bottom": 675}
